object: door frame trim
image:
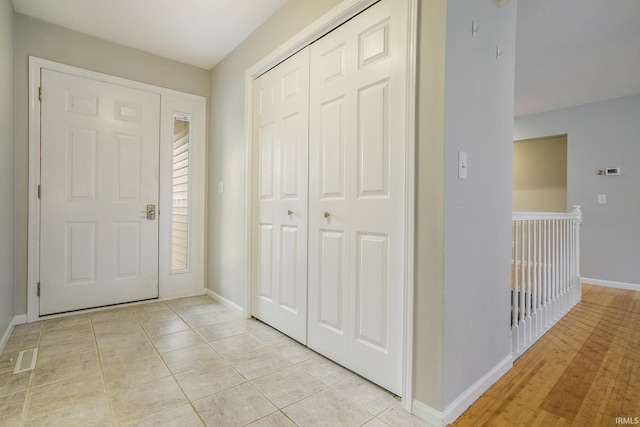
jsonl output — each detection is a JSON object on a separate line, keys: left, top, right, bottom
{"left": 242, "top": 0, "right": 417, "bottom": 411}
{"left": 27, "top": 57, "right": 207, "bottom": 322}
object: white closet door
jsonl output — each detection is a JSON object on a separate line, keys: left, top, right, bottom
{"left": 40, "top": 69, "right": 160, "bottom": 315}
{"left": 308, "top": 0, "right": 407, "bottom": 395}
{"left": 252, "top": 48, "right": 310, "bottom": 344}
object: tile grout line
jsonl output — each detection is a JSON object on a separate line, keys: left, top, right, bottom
{"left": 250, "top": 328, "right": 401, "bottom": 426}
{"left": 165, "top": 300, "right": 290, "bottom": 426}
{"left": 329, "top": 374, "right": 399, "bottom": 423}
{"left": 95, "top": 305, "right": 185, "bottom": 425}
{"left": 153, "top": 300, "right": 313, "bottom": 425}
{"left": 132, "top": 300, "right": 209, "bottom": 427}
{"left": 216, "top": 328, "right": 320, "bottom": 418}
{"left": 18, "top": 320, "right": 43, "bottom": 427}
{"left": 10, "top": 296, "right": 406, "bottom": 427}
{"left": 218, "top": 320, "right": 394, "bottom": 426}
{"left": 21, "top": 317, "right": 106, "bottom": 425}
{"left": 91, "top": 308, "right": 120, "bottom": 427}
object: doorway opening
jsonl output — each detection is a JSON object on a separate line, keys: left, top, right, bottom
{"left": 513, "top": 134, "right": 568, "bottom": 212}
{"left": 28, "top": 57, "right": 207, "bottom": 321}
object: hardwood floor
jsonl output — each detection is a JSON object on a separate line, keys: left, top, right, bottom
{"left": 451, "top": 284, "right": 640, "bottom": 426}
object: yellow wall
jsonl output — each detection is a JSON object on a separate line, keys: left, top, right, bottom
{"left": 513, "top": 135, "right": 567, "bottom": 212}
{"left": 414, "top": 0, "right": 446, "bottom": 410}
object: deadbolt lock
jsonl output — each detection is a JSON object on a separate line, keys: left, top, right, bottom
{"left": 141, "top": 204, "right": 156, "bottom": 220}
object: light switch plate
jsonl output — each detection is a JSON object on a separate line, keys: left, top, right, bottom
{"left": 598, "top": 194, "right": 606, "bottom": 204}
{"left": 492, "top": 0, "right": 510, "bottom": 7}
{"left": 218, "top": 181, "right": 224, "bottom": 193}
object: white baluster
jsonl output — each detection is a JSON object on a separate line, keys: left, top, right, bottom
{"left": 511, "top": 208, "right": 582, "bottom": 359}
{"left": 552, "top": 220, "right": 557, "bottom": 318}
{"left": 527, "top": 220, "right": 531, "bottom": 342}
{"left": 544, "top": 219, "right": 550, "bottom": 328}
{"left": 531, "top": 220, "right": 540, "bottom": 337}
{"left": 520, "top": 219, "right": 526, "bottom": 350}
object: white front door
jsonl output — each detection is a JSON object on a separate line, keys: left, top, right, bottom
{"left": 39, "top": 69, "right": 161, "bottom": 315}
{"left": 307, "top": 0, "right": 407, "bottom": 395}
{"left": 252, "top": 48, "right": 310, "bottom": 344}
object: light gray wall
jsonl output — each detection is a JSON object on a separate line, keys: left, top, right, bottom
{"left": 441, "top": 0, "right": 517, "bottom": 408}
{"left": 207, "top": 0, "right": 343, "bottom": 304}
{"left": 515, "top": 94, "right": 640, "bottom": 286}
{"left": 0, "top": 0, "right": 15, "bottom": 335}
{"left": 13, "top": 14, "right": 210, "bottom": 315}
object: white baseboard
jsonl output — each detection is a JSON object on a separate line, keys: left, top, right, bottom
{"left": 159, "top": 291, "right": 207, "bottom": 302}
{"left": 583, "top": 278, "right": 640, "bottom": 292}
{"left": 0, "top": 319, "right": 14, "bottom": 355}
{"left": 411, "top": 400, "right": 444, "bottom": 427}
{"left": 205, "top": 289, "right": 244, "bottom": 315}
{"left": 0, "top": 315, "right": 27, "bottom": 356}
{"left": 412, "top": 355, "right": 513, "bottom": 426}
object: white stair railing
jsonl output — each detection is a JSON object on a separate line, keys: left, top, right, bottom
{"left": 511, "top": 205, "right": 582, "bottom": 358}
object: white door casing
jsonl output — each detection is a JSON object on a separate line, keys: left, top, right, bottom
{"left": 252, "top": 47, "right": 310, "bottom": 344}
{"left": 40, "top": 69, "right": 160, "bottom": 315}
{"left": 307, "top": 0, "right": 407, "bottom": 395}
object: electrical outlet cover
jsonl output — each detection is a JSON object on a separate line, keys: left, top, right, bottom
{"left": 492, "top": 0, "right": 510, "bottom": 7}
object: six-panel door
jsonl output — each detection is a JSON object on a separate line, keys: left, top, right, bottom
{"left": 307, "top": 0, "right": 406, "bottom": 395}
{"left": 40, "top": 69, "right": 160, "bottom": 315}
{"left": 252, "top": 48, "right": 310, "bottom": 344}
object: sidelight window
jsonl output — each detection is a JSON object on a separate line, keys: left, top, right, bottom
{"left": 171, "top": 115, "right": 190, "bottom": 272}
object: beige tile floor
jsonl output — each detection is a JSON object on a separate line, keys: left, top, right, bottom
{"left": 0, "top": 295, "right": 428, "bottom": 426}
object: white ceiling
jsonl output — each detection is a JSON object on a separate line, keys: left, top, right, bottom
{"left": 12, "top": 0, "right": 640, "bottom": 116}
{"left": 515, "top": 0, "right": 640, "bottom": 116}
{"left": 12, "top": 0, "right": 291, "bottom": 70}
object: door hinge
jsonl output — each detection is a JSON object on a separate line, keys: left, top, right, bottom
{"left": 38, "top": 87, "right": 42, "bottom": 102}
{"left": 38, "top": 185, "right": 41, "bottom": 199}
{"left": 37, "top": 282, "right": 41, "bottom": 297}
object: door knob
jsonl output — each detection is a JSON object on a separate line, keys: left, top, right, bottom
{"left": 324, "top": 211, "right": 331, "bottom": 218}
{"left": 287, "top": 209, "right": 294, "bottom": 215}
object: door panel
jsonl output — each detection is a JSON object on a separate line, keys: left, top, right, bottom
{"left": 259, "top": 123, "right": 276, "bottom": 200}
{"left": 67, "top": 128, "right": 97, "bottom": 200}
{"left": 114, "top": 222, "right": 140, "bottom": 277}
{"left": 282, "top": 114, "right": 301, "bottom": 198}
{"left": 252, "top": 47, "right": 310, "bottom": 344}
{"left": 319, "top": 97, "right": 347, "bottom": 198}
{"left": 259, "top": 224, "right": 274, "bottom": 300}
{"left": 280, "top": 225, "right": 299, "bottom": 311}
{"left": 40, "top": 69, "right": 160, "bottom": 315}
{"left": 66, "top": 222, "right": 96, "bottom": 283}
{"left": 358, "top": 80, "right": 389, "bottom": 197}
{"left": 115, "top": 135, "right": 142, "bottom": 201}
{"left": 308, "top": 0, "right": 406, "bottom": 395}
{"left": 355, "top": 232, "right": 388, "bottom": 350}
{"left": 319, "top": 230, "right": 345, "bottom": 332}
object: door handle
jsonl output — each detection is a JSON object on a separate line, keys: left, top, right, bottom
{"left": 287, "top": 209, "right": 294, "bottom": 216}
{"left": 141, "top": 204, "right": 156, "bottom": 220}
{"left": 324, "top": 211, "right": 331, "bottom": 218}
